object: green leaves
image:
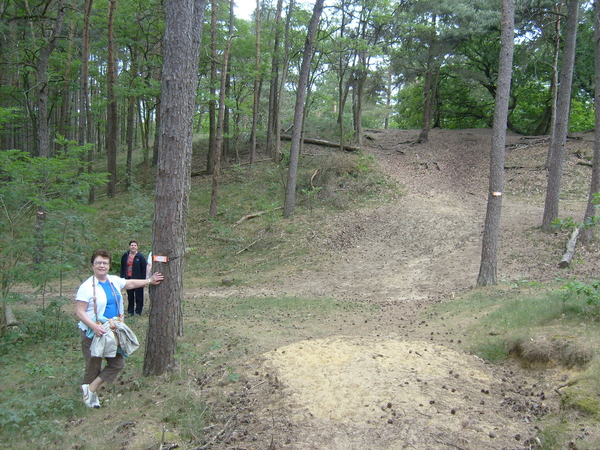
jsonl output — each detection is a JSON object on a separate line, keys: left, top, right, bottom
{"left": 0, "top": 145, "right": 108, "bottom": 299}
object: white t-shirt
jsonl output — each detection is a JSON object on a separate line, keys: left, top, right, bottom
{"left": 75, "top": 275, "right": 126, "bottom": 331}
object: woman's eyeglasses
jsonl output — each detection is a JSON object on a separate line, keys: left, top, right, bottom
{"left": 93, "top": 261, "right": 110, "bottom": 266}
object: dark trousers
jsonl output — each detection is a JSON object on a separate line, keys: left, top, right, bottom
{"left": 126, "top": 286, "right": 144, "bottom": 315}
{"left": 81, "top": 331, "right": 124, "bottom": 384}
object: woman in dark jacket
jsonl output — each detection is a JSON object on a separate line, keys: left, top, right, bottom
{"left": 120, "top": 240, "right": 148, "bottom": 316}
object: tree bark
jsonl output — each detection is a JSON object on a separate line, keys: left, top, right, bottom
{"left": 209, "top": 0, "right": 234, "bottom": 217}
{"left": 250, "top": 0, "right": 261, "bottom": 165}
{"left": 283, "top": 0, "right": 325, "bottom": 218}
{"left": 125, "top": 46, "right": 139, "bottom": 190}
{"left": 143, "top": 0, "right": 207, "bottom": 377}
{"left": 417, "top": 17, "right": 437, "bottom": 144}
{"left": 36, "top": 0, "right": 66, "bottom": 157}
{"left": 80, "top": 0, "right": 94, "bottom": 203}
{"left": 206, "top": 0, "right": 218, "bottom": 175}
{"left": 276, "top": 0, "right": 294, "bottom": 158}
{"left": 106, "top": 0, "right": 119, "bottom": 198}
{"left": 477, "top": 0, "right": 515, "bottom": 287}
{"left": 266, "top": 0, "right": 283, "bottom": 159}
{"left": 542, "top": 0, "right": 580, "bottom": 231}
{"left": 58, "top": 0, "right": 77, "bottom": 145}
{"left": 336, "top": 0, "right": 350, "bottom": 151}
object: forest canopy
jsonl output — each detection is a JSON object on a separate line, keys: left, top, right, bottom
{"left": 0, "top": 0, "right": 595, "bottom": 159}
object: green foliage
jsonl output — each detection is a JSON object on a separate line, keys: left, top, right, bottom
{"left": 551, "top": 194, "right": 600, "bottom": 232}
{"left": 569, "top": 99, "right": 595, "bottom": 132}
{"left": 562, "top": 278, "right": 600, "bottom": 308}
{"left": 471, "top": 339, "right": 508, "bottom": 363}
{"left": 0, "top": 107, "right": 19, "bottom": 132}
{"left": 0, "top": 146, "right": 108, "bottom": 333}
{"left": 0, "top": 339, "right": 80, "bottom": 446}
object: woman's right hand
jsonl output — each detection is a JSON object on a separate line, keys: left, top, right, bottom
{"left": 93, "top": 323, "right": 107, "bottom": 337}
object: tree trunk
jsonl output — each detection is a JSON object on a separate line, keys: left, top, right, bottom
{"left": 476, "top": 0, "right": 515, "bottom": 287}
{"left": 336, "top": 1, "right": 350, "bottom": 151}
{"left": 283, "top": 0, "right": 325, "bottom": 218}
{"left": 250, "top": 0, "right": 261, "bottom": 165}
{"left": 143, "top": 0, "right": 207, "bottom": 377}
{"left": 266, "top": 0, "right": 283, "bottom": 159}
{"left": 548, "top": 2, "right": 564, "bottom": 138}
{"left": 542, "top": 0, "right": 579, "bottom": 232}
{"left": 106, "top": 0, "right": 119, "bottom": 198}
{"left": 275, "top": 0, "right": 294, "bottom": 158}
{"left": 125, "top": 46, "right": 138, "bottom": 190}
{"left": 209, "top": 0, "right": 234, "bottom": 217}
{"left": 206, "top": 0, "right": 218, "bottom": 175}
{"left": 580, "top": 0, "right": 600, "bottom": 245}
{"left": 36, "top": 0, "right": 66, "bottom": 157}
{"left": 58, "top": 0, "right": 77, "bottom": 145}
{"left": 80, "top": 0, "right": 94, "bottom": 203}
{"left": 354, "top": 66, "right": 366, "bottom": 147}
{"left": 417, "top": 21, "right": 437, "bottom": 145}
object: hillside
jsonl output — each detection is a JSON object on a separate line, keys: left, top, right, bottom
{"left": 172, "top": 128, "right": 599, "bottom": 449}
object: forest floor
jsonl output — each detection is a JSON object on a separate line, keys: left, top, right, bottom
{"left": 180, "top": 128, "right": 600, "bottom": 450}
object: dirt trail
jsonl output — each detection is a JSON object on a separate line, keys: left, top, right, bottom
{"left": 196, "top": 128, "right": 599, "bottom": 449}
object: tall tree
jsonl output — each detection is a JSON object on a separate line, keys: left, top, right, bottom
{"left": 542, "top": 0, "right": 580, "bottom": 231}
{"left": 266, "top": 0, "right": 284, "bottom": 159}
{"left": 209, "top": 0, "right": 234, "bottom": 217}
{"left": 106, "top": 0, "right": 119, "bottom": 198}
{"left": 80, "top": 0, "right": 95, "bottom": 203}
{"left": 57, "top": 0, "right": 77, "bottom": 145}
{"left": 250, "top": 0, "right": 261, "bottom": 164}
{"left": 206, "top": 0, "right": 219, "bottom": 175}
{"left": 143, "top": 0, "right": 207, "bottom": 377}
{"left": 580, "top": 0, "right": 600, "bottom": 245}
{"left": 477, "top": 0, "right": 515, "bottom": 286}
{"left": 275, "top": 0, "right": 294, "bottom": 156}
{"left": 283, "top": 0, "right": 325, "bottom": 218}
{"left": 35, "top": 0, "right": 66, "bottom": 157}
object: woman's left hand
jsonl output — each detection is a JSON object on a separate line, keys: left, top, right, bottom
{"left": 149, "top": 272, "right": 164, "bottom": 285}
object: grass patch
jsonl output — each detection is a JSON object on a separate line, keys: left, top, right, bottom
{"left": 428, "top": 281, "right": 600, "bottom": 449}
{"left": 432, "top": 284, "right": 600, "bottom": 368}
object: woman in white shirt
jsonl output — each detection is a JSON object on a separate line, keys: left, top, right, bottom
{"left": 75, "top": 248, "right": 163, "bottom": 408}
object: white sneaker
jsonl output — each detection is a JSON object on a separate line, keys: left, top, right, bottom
{"left": 90, "top": 390, "right": 101, "bottom": 408}
{"left": 82, "top": 384, "right": 101, "bottom": 408}
{"left": 81, "top": 384, "right": 93, "bottom": 407}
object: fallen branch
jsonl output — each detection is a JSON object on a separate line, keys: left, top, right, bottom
{"left": 504, "top": 165, "right": 545, "bottom": 170}
{"left": 232, "top": 206, "right": 283, "bottom": 228}
{"left": 236, "top": 235, "right": 264, "bottom": 254}
{"left": 209, "top": 236, "right": 243, "bottom": 244}
{"left": 280, "top": 134, "right": 361, "bottom": 152}
{"left": 310, "top": 169, "right": 319, "bottom": 189}
{"left": 576, "top": 161, "right": 593, "bottom": 168}
{"left": 559, "top": 227, "right": 579, "bottom": 269}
